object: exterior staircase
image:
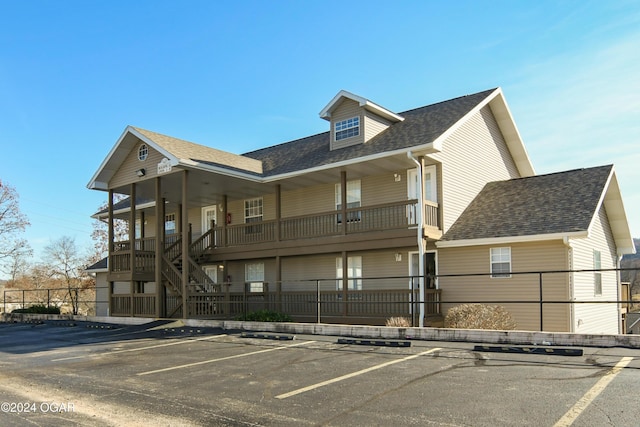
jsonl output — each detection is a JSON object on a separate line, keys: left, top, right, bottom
{"left": 161, "top": 228, "right": 217, "bottom": 318}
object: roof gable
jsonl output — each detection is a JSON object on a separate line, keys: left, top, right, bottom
{"left": 438, "top": 165, "right": 635, "bottom": 255}
{"left": 319, "top": 90, "right": 404, "bottom": 123}
{"left": 87, "top": 126, "right": 263, "bottom": 190}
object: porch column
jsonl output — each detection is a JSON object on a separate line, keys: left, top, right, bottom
{"left": 276, "top": 255, "right": 281, "bottom": 312}
{"left": 340, "top": 171, "right": 347, "bottom": 236}
{"left": 222, "top": 195, "right": 228, "bottom": 247}
{"left": 155, "top": 177, "right": 165, "bottom": 317}
{"left": 342, "top": 251, "right": 348, "bottom": 317}
{"left": 108, "top": 189, "right": 114, "bottom": 315}
{"left": 129, "top": 183, "right": 136, "bottom": 317}
{"left": 181, "top": 170, "right": 189, "bottom": 318}
{"left": 275, "top": 184, "right": 281, "bottom": 242}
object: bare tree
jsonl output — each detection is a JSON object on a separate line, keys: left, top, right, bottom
{"left": 0, "top": 180, "right": 30, "bottom": 272}
{"left": 43, "top": 236, "right": 93, "bottom": 315}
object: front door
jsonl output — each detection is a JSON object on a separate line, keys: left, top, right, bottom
{"left": 407, "top": 166, "right": 437, "bottom": 224}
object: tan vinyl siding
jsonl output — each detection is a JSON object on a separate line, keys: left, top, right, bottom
{"left": 110, "top": 141, "right": 168, "bottom": 189}
{"left": 569, "top": 206, "right": 619, "bottom": 334}
{"left": 281, "top": 183, "right": 335, "bottom": 217}
{"left": 281, "top": 254, "right": 337, "bottom": 291}
{"left": 281, "top": 171, "right": 406, "bottom": 218}
{"left": 363, "top": 111, "right": 391, "bottom": 142}
{"left": 280, "top": 249, "right": 414, "bottom": 292}
{"left": 330, "top": 99, "right": 364, "bottom": 150}
{"left": 430, "top": 106, "right": 520, "bottom": 233}
{"left": 438, "top": 241, "right": 570, "bottom": 332}
{"left": 362, "top": 173, "right": 407, "bottom": 205}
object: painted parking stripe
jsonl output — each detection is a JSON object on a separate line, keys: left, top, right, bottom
{"left": 554, "top": 356, "right": 634, "bottom": 427}
{"left": 276, "top": 347, "right": 441, "bottom": 399}
{"left": 137, "top": 340, "right": 316, "bottom": 376}
{"left": 52, "top": 335, "right": 228, "bottom": 362}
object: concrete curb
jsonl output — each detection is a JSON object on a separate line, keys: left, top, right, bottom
{"left": 3, "top": 314, "right": 639, "bottom": 348}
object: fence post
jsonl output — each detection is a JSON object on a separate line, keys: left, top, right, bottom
{"left": 410, "top": 277, "right": 415, "bottom": 328}
{"left": 539, "top": 272, "right": 544, "bottom": 331}
{"left": 22, "top": 290, "right": 25, "bottom": 309}
{"left": 3, "top": 290, "right": 6, "bottom": 314}
{"left": 75, "top": 288, "right": 79, "bottom": 315}
{"left": 316, "top": 279, "right": 320, "bottom": 324}
{"left": 47, "top": 289, "right": 51, "bottom": 309}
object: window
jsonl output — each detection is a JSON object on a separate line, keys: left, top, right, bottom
{"left": 594, "top": 250, "right": 602, "bottom": 295}
{"left": 490, "top": 247, "right": 511, "bottom": 278}
{"left": 138, "top": 144, "right": 148, "bottom": 161}
{"left": 334, "top": 116, "right": 360, "bottom": 141}
{"left": 244, "top": 197, "right": 263, "bottom": 234}
{"left": 336, "top": 256, "right": 362, "bottom": 290}
{"left": 165, "top": 213, "right": 176, "bottom": 235}
{"left": 245, "top": 262, "right": 264, "bottom": 293}
{"left": 335, "top": 180, "right": 361, "bottom": 223}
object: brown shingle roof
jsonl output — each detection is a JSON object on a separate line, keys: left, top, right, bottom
{"left": 441, "top": 165, "right": 613, "bottom": 241}
{"left": 243, "top": 89, "right": 497, "bottom": 176}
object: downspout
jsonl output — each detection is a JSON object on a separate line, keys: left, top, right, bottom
{"left": 408, "top": 151, "right": 425, "bottom": 327}
{"left": 563, "top": 237, "right": 574, "bottom": 332}
{"left": 617, "top": 254, "right": 624, "bottom": 334}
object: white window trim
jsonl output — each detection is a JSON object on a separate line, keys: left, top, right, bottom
{"left": 336, "top": 256, "right": 363, "bottom": 291}
{"left": 490, "top": 247, "right": 511, "bottom": 278}
{"left": 593, "top": 250, "right": 602, "bottom": 296}
{"left": 245, "top": 262, "right": 265, "bottom": 293}
{"left": 334, "top": 116, "right": 360, "bottom": 141}
{"left": 165, "top": 213, "right": 176, "bottom": 235}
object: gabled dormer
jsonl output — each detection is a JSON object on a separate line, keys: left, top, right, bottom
{"left": 320, "top": 90, "right": 404, "bottom": 150}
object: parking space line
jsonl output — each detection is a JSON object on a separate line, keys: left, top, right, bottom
{"left": 51, "top": 334, "right": 228, "bottom": 362}
{"left": 553, "top": 356, "right": 634, "bottom": 427}
{"left": 275, "top": 347, "right": 441, "bottom": 399}
{"left": 137, "top": 340, "right": 316, "bottom": 376}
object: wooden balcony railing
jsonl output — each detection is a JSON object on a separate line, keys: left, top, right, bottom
{"left": 109, "top": 199, "right": 439, "bottom": 273}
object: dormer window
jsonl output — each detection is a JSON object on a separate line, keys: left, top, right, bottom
{"left": 335, "top": 117, "right": 360, "bottom": 141}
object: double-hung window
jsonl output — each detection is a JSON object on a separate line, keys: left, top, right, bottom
{"left": 244, "top": 197, "right": 263, "bottom": 234}
{"left": 335, "top": 180, "right": 361, "bottom": 223}
{"left": 593, "top": 250, "right": 602, "bottom": 295}
{"left": 490, "top": 247, "right": 511, "bottom": 278}
{"left": 334, "top": 117, "right": 360, "bottom": 141}
{"left": 245, "top": 262, "right": 264, "bottom": 293}
{"left": 336, "top": 256, "right": 362, "bottom": 291}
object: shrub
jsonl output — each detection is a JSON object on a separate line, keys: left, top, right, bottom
{"left": 12, "top": 305, "right": 61, "bottom": 314}
{"left": 236, "top": 310, "right": 293, "bottom": 322}
{"left": 386, "top": 316, "right": 411, "bottom": 327}
{"left": 444, "top": 304, "right": 516, "bottom": 330}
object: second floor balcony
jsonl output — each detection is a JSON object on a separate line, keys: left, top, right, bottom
{"left": 110, "top": 199, "right": 440, "bottom": 275}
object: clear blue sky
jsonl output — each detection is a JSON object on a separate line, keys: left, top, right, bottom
{"left": 1, "top": 0, "right": 638, "bottom": 265}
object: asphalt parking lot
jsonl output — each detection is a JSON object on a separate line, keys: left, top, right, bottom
{"left": 0, "top": 320, "right": 638, "bottom": 426}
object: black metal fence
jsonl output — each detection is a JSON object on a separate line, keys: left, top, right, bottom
{"left": 2, "top": 268, "right": 639, "bottom": 332}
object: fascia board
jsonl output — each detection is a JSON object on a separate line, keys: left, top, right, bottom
{"left": 87, "top": 126, "right": 134, "bottom": 189}
{"left": 588, "top": 167, "right": 636, "bottom": 255}
{"left": 91, "top": 201, "right": 157, "bottom": 219}
{"left": 181, "top": 160, "right": 264, "bottom": 182}
{"left": 128, "top": 127, "right": 180, "bottom": 166}
{"left": 428, "top": 89, "right": 500, "bottom": 152}
{"left": 262, "top": 142, "right": 439, "bottom": 183}
{"left": 436, "top": 231, "right": 588, "bottom": 248}
{"left": 488, "top": 88, "right": 535, "bottom": 177}
{"left": 87, "top": 126, "right": 181, "bottom": 190}
{"left": 319, "top": 90, "right": 403, "bottom": 122}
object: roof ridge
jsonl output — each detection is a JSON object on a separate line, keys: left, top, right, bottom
{"left": 503, "top": 164, "right": 613, "bottom": 182}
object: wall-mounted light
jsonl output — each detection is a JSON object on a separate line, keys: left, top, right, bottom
{"left": 395, "top": 253, "right": 402, "bottom": 262}
{"left": 394, "top": 173, "right": 401, "bottom": 182}
{"left": 136, "top": 168, "right": 146, "bottom": 177}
